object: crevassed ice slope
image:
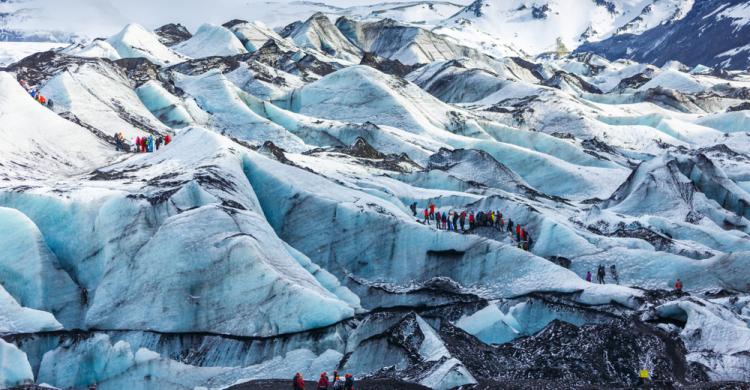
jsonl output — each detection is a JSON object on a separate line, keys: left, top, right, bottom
{"left": 1, "top": 9, "right": 750, "bottom": 390}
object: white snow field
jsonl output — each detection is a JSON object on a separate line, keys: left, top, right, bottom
{"left": 0, "top": 5, "right": 750, "bottom": 389}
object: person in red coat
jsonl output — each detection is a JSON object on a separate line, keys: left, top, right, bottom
{"left": 317, "top": 372, "right": 329, "bottom": 390}
{"left": 293, "top": 372, "right": 305, "bottom": 390}
{"left": 164, "top": 134, "right": 172, "bottom": 145}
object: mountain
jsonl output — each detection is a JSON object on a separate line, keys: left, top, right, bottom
{"left": 1, "top": 4, "right": 750, "bottom": 390}
{"left": 578, "top": 0, "right": 750, "bottom": 70}
{"left": 440, "top": 0, "right": 698, "bottom": 55}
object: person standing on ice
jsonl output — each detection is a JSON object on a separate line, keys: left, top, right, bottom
{"left": 469, "top": 212, "right": 475, "bottom": 229}
{"left": 435, "top": 211, "right": 442, "bottom": 229}
{"left": 344, "top": 374, "right": 354, "bottom": 390}
{"left": 459, "top": 211, "right": 466, "bottom": 231}
{"left": 293, "top": 372, "right": 305, "bottom": 390}
{"left": 442, "top": 211, "right": 448, "bottom": 229}
{"left": 516, "top": 224, "right": 521, "bottom": 242}
{"left": 507, "top": 218, "right": 514, "bottom": 234}
{"left": 597, "top": 265, "right": 606, "bottom": 284}
{"left": 333, "top": 375, "right": 344, "bottom": 390}
{"left": 429, "top": 203, "right": 436, "bottom": 220}
{"left": 409, "top": 202, "right": 417, "bottom": 216}
{"left": 610, "top": 264, "right": 619, "bottom": 284}
{"left": 452, "top": 211, "right": 459, "bottom": 231}
{"left": 674, "top": 278, "right": 683, "bottom": 292}
{"left": 140, "top": 136, "right": 147, "bottom": 153}
{"left": 586, "top": 271, "right": 592, "bottom": 282}
{"left": 423, "top": 208, "right": 430, "bottom": 225}
{"left": 318, "top": 372, "right": 329, "bottom": 389}
{"left": 156, "top": 135, "right": 163, "bottom": 151}
{"left": 135, "top": 136, "right": 141, "bottom": 152}
{"left": 331, "top": 371, "right": 341, "bottom": 388}
{"left": 165, "top": 134, "right": 172, "bottom": 145}
{"left": 527, "top": 234, "right": 533, "bottom": 251}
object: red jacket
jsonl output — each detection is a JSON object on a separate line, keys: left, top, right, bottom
{"left": 164, "top": 134, "right": 172, "bottom": 144}
{"left": 516, "top": 225, "right": 521, "bottom": 235}
{"left": 293, "top": 375, "right": 305, "bottom": 389}
{"left": 521, "top": 229, "right": 526, "bottom": 240}
{"left": 429, "top": 204, "right": 435, "bottom": 214}
{"left": 318, "top": 375, "right": 329, "bottom": 388}
{"left": 469, "top": 214, "right": 474, "bottom": 223}
{"left": 675, "top": 280, "right": 683, "bottom": 290}
{"left": 424, "top": 209, "right": 429, "bottom": 218}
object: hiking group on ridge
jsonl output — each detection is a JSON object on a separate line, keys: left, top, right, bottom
{"left": 411, "top": 201, "right": 534, "bottom": 251}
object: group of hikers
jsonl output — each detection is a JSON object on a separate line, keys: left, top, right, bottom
{"left": 19, "top": 79, "right": 54, "bottom": 109}
{"left": 114, "top": 133, "right": 172, "bottom": 152}
{"left": 410, "top": 202, "right": 534, "bottom": 251}
{"left": 586, "top": 264, "right": 620, "bottom": 284}
{"left": 585, "top": 265, "right": 685, "bottom": 291}
{"left": 294, "top": 371, "right": 354, "bottom": 390}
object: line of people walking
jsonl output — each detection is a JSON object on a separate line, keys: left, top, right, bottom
{"left": 19, "top": 79, "right": 54, "bottom": 109}
{"left": 114, "top": 133, "right": 172, "bottom": 152}
{"left": 409, "top": 202, "right": 533, "bottom": 251}
{"left": 294, "top": 371, "right": 354, "bottom": 390}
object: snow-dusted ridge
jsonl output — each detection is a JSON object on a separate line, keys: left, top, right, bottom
{"left": 1, "top": 5, "right": 750, "bottom": 389}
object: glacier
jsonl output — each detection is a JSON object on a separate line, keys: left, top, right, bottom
{"left": 0, "top": 4, "right": 750, "bottom": 389}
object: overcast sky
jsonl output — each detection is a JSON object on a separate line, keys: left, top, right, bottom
{"left": 6, "top": 0, "right": 473, "bottom": 39}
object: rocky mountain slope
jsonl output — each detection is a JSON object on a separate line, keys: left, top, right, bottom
{"left": 0, "top": 7, "right": 749, "bottom": 390}
{"left": 579, "top": 0, "right": 750, "bottom": 70}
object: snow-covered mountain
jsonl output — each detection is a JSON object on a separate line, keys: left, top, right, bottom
{"left": 439, "top": 0, "right": 698, "bottom": 55}
{"left": 1, "top": 4, "right": 750, "bottom": 390}
{"left": 579, "top": 0, "right": 750, "bottom": 70}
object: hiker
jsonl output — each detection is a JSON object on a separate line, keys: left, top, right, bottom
{"left": 459, "top": 211, "right": 466, "bottom": 231}
{"left": 586, "top": 271, "right": 592, "bottom": 282}
{"left": 30, "top": 89, "right": 37, "bottom": 98}
{"left": 331, "top": 371, "right": 341, "bottom": 389}
{"left": 148, "top": 136, "right": 155, "bottom": 152}
{"left": 47, "top": 98, "right": 54, "bottom": 109}
{"left": 452, "top": 211, "right": 458, "bottom": 231}
{"left": 135, "top": 136, "right": 141, "bottom": 152}
{"left": 318, "top": 372, "right": 329, "bottom": 390}
{"left": 410, "top": 202, "right": 417, "bottom": 216}
{"left": 19, "top": 79, "right": 28, "bottom": 90}
{"left": 527, "top": 235, "right": 533, "bottom": 250}
{"left": 423, "top": 208, "right": 430, "bottom": 225}
{"left": 333, "top": 375, "right": 344, "bottom": 390}
{"left": 344, "top": 374, "right": 354, "bottom": 390}
{"left": 597, "top": 265, "right": 606, "bottom": 284}
{"left": 469, "top": 212, "right": 475, "bottom": 229}
{"left": 436, "top": 211, "right": 442, "bottom": 230}
{"left": 521, "top": 227, "right": 526, "bottom": 241}
{"left": 442, "top": 211, "right": 448, "bottom": 230}
{"left": 507, "top": 218, "right": 514, "bottom": 234}
{"left": 675, "top": 278, "right": 683, "bottom": 292}
{"left": 114, "top": 133, "right": 124, "bottom": 151}
{"left": 610, "top": 264, "right": 619, "bottom": 284}
{"left": 293, "top": 373, "right": 305, "bottom": 390}
{"left": 140, "top": 136, "right": 147, "bottom": 152}
{"left": 515, "top": 224, "right": 521, "bottom": 242}
{"left": 429, "top": 203, "right": 436, "bottom": 219}
{"left": 156, "top": 135, "right": 163, "bottom": 150}
{"left": 38, "top": 94, "right": 46, "bottom": 105}
{"left": 164, "top": 134, "right": 172, "bottom": 145}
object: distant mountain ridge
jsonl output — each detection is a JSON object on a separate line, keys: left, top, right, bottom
{"left": 577, "top": 0, "right": 750, "bottom": 70}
